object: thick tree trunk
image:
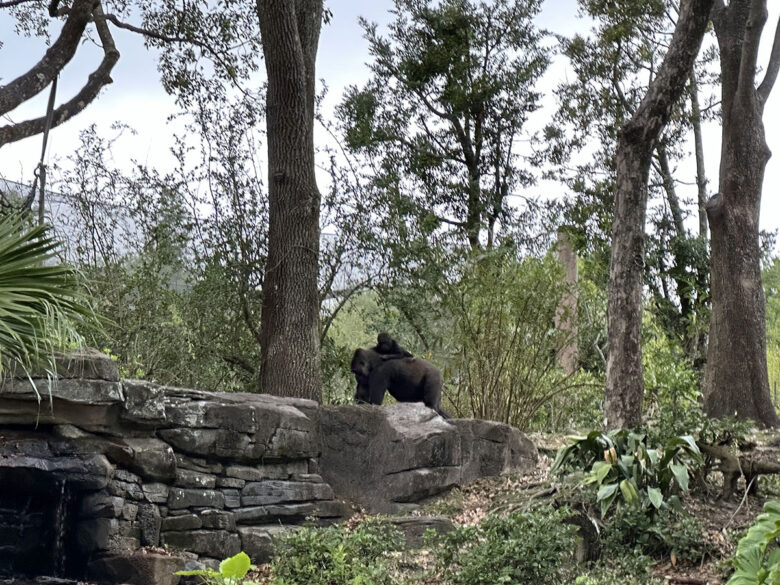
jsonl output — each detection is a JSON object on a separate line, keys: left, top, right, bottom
{"left": 256, "top": 0, "right": 323, "bottom": 402}
{"left": 605, "top": 0, "right": 714, "bottom": 429}
{"left": 704, "top": 0, "right": 780, "bottom": 426}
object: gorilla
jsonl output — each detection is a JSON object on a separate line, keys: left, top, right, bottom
{"left": 350, "top": 347, "right": 450, "bottom": 418}
{"left": 371, "top": 332, "right": 413, "bottom": 359}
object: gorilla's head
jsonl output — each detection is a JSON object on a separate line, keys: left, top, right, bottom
{"left": 350, "top": 348, "right": 372, "bottom": 403}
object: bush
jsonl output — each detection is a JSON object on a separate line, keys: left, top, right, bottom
{"left": 431, "top": 507, "right": 577, "bottom": 585}
{"left": 602, "top": 506, "right": 713, "bottom": 565}
{"left": 572, "top": 550, "right": 660, "bottom": 585}
{"left": 725, "top": 500, "right": 780, "bottom": 585}
{"left": 270, "top": 519, "right": 403, "bottom": 585}
{"left": 551, "top": 429, "right": 702, "bottom": 517}
{"left": 440, "top": 249, "right": 585, "bottom": 429}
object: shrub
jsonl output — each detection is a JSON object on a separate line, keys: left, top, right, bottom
{"left": 602, "top": 506, "right": 713, "bottom": 564}
{"left": 270, "top": 519, "right": 403, "bottom": 585}
{"left": 440, "top": 249, "right": 583, "bottom": 429}
{"left": 431, "top": 506, "right": 577, "bottom": 585}
{"left": 551, "top": 429, "right": 703, "bottom": 517}
{"left": 725, "top": 500, "right": 780, "bottom": 585}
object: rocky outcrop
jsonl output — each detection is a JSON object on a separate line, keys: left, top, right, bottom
{"left": 318, "top": 404, "right": 536, "bottom": 513}
{"left": 0, "top": 350, "right": 537, "bottom": 584}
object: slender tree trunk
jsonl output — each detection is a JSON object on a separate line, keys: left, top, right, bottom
{"left": 256, "top": 0, "right": 323, "bottom": 402}
{"left": 704, "top": 0, "right": 780, "bottom": 426}
{"left": 689, "top": 70, "right": 709, "bottom": 240}
{"left": 605, "top": 0, "right": 714, "bottom": 429}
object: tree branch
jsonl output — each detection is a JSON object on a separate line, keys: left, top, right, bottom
{"left": 0, "top": 2, "right": 120, "bottom": 148}
{"left": 0, "top": 0, "right": 38, "bottom": 7}
{"left": 0, "top": 0, "right": 95, "bottom": 116}
{"left": 758, "top": 13, "right": 780, "bottom": 103}
{"left": 736, "top": 0, "right": 769, "bottom": 102}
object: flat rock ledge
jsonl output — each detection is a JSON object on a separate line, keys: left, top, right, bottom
{"left": 0, "top": 350, "right": 537, "bottom": 584}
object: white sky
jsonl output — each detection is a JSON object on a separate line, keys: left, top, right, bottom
{"left": 1, "top": 0, "right": 779, "bottom": 248}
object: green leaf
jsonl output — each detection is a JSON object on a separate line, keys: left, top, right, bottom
{"left": 619, "top": 479, "right": 639, "bottom": 504}
{"left": 588, "top": 461, "right": 612, "bottom": 485}
{"left": 596, "top": 482, "right": 619, "bottom": 502}
{"left": 669, "top": 463, "right": 690, "bottom": 491}
{"left": 647, "top": 486, "right": 664, "bottom": 509}
{"left": 219, "top": 551, "right": 252, "bottom": 580}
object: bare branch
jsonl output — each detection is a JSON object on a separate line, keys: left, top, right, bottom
{"left": 0, "top": 0, "right": 95, "bottom": 116}
{"left": 758, "top": 13, "right": 780, "bottom": 103}
{"left": 0, "top": 2, "right": 120, "bottom": 148}
{"left": 102, "top": 12, "right": 242, "bottom": 92}
{"left": 0, "top": 0, "right": 38, "bottom": 7}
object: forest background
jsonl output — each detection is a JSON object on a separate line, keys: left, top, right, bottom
{"left": 2, "top": 0, "right": 780, "bottom": 434}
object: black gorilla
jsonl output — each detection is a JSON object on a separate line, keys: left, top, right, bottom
{"left": 371, "top": 332, "right": 413, "bottom": 359}
{"left": 350, "top": 347, "right": 450, "bottom": 418}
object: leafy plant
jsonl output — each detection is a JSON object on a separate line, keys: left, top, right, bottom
{"left": 431, "top": 506, "right": 577, "bottom": 585}
{"left": 602, "top": 506, "right": 712, "bottom": 565}
{"left": 176, "top": 551, "right": 257, "bottom": 585}
{"left": 270, "top": 519, "right": 402, "bottom": 585}
{"left": 725, "top": 500, "right": 780, "bottom": 585}
{"left": 552, "top": 429, "right": 703, "bottom": 516}
{"left": 0, "top": 213, "right": 89, "bottom": 381}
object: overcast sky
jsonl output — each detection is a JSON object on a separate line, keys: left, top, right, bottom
{"left": 1, "top": 0, "right": 779, "bottom": 248}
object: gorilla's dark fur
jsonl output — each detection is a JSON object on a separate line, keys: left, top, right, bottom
{"left": 371, "top": 332, "right": 413, "bottom": 359}
{"left": 350, "top": 347, "right": 449, "bottom": 418}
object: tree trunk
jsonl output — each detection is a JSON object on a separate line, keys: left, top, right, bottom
{"left": 605, "top": 0, "right": 714, "bottom": 429}
{"left": 704, "top": 0, "right": 780, "bottom": 427}
{"left": 689, "top": 70, "right": 709, "bottom": 240}
{"left": 256, "top": 0, "right": 323, "bottom": 402}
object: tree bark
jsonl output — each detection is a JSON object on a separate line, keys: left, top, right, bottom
{"left": 689, "top": 70, "right": 709, "bottom": 240}
{"left": 256, "top": 0, "right": 323, "bottom": 402}
{"left": 704, "top": 0, "right": 780, "bottom": 427}
{"left": 605, "top": 0, "right": 714, "bottom": 429}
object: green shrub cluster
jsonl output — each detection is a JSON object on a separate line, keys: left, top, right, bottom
{"left": 552, "top": 429, "right": 702, "bottom": 517}
{"left": 269, "top": 520, "right": 403, "bottom": 585}
{"left": 602, "top": 506, "right": 712, "bottom": 565}
{"left": 430, "top": 507, "right": 577, "bottom": 585}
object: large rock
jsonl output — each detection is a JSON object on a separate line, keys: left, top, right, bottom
{"left": 88, "top": 551, "right": 185, "bottom": 585}
{"left": 158, "top": 391, "right": 317, "bottom": 462}
{"left": 161, "top": 530, "right": 241, "bottom": 558}
{"left": 318, "top": 403, "right": 537, "bottom": 513}
{"left": 237, "top": 525, "right": 296, "bottom": 564}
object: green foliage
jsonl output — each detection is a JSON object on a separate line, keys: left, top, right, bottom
{"left": 431, "top": 507, "right": 577, "bottom": 585}
{"left": 642, "top": 317, "right": 705, "bottom": 440}
{"left": 765, "top": 258, "right": 780, "bottom": 403}
{"left": 726, "top": 501, "right": 780, "bottom": 585}
{"left": 602, "top": 506, "right": 712, "bottom": 564}
{"left": 441, "top": 248, "right": 588, "bottom": 428}
{"left": 269, "top": 519, "right": 403, "bottom": 585}
{"left": 176, "top": 551, "right": 256, "bottom": 585}
{"left": 0, "top": 213, "right": 90, "bottom": 379}
{"left": 572, "top": 549, "right": 660, "bottom": 585}
{"left": 339, "top": 0, "right": 549, "bottom": 253}
{"left": 552, "top": 429, "right": 702, "bottom": 517}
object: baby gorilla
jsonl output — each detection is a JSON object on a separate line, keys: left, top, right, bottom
{"left": 350, "top": 347, "right": 449, "bottom": 418}
{"left": 371, "top": 332, "right": 413, "bottom": 359}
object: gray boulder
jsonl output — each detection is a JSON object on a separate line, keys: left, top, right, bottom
{"left": 318, "top": 403, "right": 537, "bottom": 513}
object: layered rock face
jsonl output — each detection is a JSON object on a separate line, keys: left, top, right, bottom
{"left": 0, "top": 350, "right": 536, "bottom": 583}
